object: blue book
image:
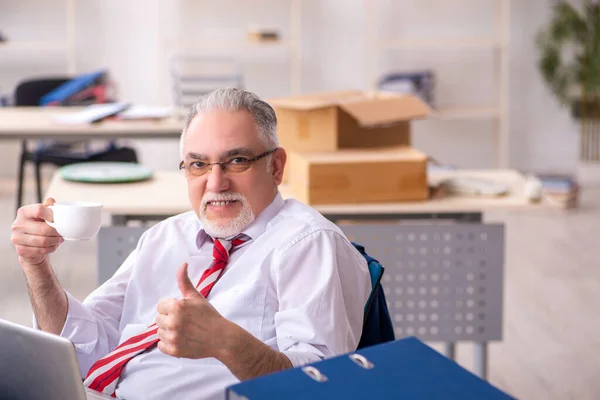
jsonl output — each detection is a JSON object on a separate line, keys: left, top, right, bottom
{"left": 226, "top": 337, "right": 515, "bottom": 400}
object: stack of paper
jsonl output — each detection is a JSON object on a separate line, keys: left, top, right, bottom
{"left": 117, "top": 105, "right": 173, "bottom": 120}
{"left": 52, "top": 103, "right": 130, "bottom": 124}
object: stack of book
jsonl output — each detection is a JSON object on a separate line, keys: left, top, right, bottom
{"left": 537, "top": 174, "right": 579, "bottom": 209}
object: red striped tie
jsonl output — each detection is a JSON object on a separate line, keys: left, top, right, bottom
{"left": 83, "top": 235, "right": 248, "bottom": 396}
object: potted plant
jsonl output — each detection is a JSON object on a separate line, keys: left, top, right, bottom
{"left": 536, "top": 1, "right": 600, "bottom": 162}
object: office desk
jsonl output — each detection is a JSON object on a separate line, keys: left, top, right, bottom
{"left": 46, "top": 168, "right": 555, "bottom": 380}
{"left": 0, "top": 107, "right": 184, "bottom": 141}
{"left": 45, "top": 168, "right": 555, "bottom": 225}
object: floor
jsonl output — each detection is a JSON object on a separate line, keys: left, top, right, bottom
{"left": 0, "top": 174, "right": 599, "bottom": 399}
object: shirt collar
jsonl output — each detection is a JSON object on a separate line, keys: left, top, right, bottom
{"left": 195, "top": 192, "right": 285, "bottom": 249}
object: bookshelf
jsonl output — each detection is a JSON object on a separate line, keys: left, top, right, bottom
{"left": 364, "top": 0, "right": 511, "bottom": 167}
{"left": 0, "top": 0, "right": 77, "bottom": 75}
{"left": 156, "top": 0, "right": 303, "bottom": 104}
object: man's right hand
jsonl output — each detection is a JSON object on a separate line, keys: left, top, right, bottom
{"left": 11, "top": 198, "right": 64, "bottom": 269}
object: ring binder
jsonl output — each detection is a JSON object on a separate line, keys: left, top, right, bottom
{"left": 301, "top": 366, "right": 328, "bottom": 382}
{"left": 226, "top": 337, "right": 515, "bottom": 399}
{"left": 349, "top": 354, "right": 374, "bottom": 369}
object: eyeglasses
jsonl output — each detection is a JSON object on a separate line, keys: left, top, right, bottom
{"left": 179, "top": 148, "right": 278, "bottom": 176}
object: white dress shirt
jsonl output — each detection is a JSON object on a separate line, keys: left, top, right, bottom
{"left": 51, "top": 193, "right": 371, "bottom": 400}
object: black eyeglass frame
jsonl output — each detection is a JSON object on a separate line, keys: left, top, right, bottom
{"left": 179, "top": 148, "right": 279, "bottom": 175}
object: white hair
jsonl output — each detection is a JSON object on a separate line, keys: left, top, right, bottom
{"left": 179, "top": 88, "right": 279, "bottom": 159}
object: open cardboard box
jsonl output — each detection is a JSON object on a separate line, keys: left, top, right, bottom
{"left": 269, "top": 90, "right": 431, "bottom": 183}
{"left": 269, "top": 90, "right": 430, "bottom": 151}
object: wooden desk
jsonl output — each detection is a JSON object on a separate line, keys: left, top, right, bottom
{"left": 0, "top": 107, "right": 184, "bottom": 140}
{"left": 49, "top": 167, "right": 538, "bottom": 380}
{"left": 45, "top": 169, "right": 555, "bottom": 225}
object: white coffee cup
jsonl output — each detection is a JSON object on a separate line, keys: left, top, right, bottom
{"left": 45, "top": 202, "right": 103, "bottom": 241}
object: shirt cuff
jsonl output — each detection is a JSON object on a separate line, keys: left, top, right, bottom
{"left": 282, "top": 350, "right": 324, "bottom": 368}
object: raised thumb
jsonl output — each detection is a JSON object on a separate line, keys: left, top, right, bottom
{"left": 176, "top": 262, "right": 201, "bottom": 299}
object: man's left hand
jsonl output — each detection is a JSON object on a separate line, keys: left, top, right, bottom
{"left": 155, "top": 262, "right": 236, "bottom": 360}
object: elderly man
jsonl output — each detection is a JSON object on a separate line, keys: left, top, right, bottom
{"left": 11, "top": 88, "right": 371, "bottom": 400}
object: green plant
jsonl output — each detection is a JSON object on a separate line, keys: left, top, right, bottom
{"left": 536, "top": 1, "right": 600, "bottom": 114}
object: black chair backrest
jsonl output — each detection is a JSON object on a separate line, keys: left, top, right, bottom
{"left": 14, "top": 78, "right": 71, "bottom": 106}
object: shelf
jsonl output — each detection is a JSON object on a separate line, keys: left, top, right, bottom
{"left": 367, "top": 0, "right": 511, "bottom": 166}
{"left": 162, "top": 38, "right": 295, "bottom": 50}
{"left": 380, "top": 37, "right": 504, "bottom": 49}
{"left": 429, "top": 107, "right": 501, "bottom": 120}
{"left": 0, "top": 40, "right": 70, "bottom": 51}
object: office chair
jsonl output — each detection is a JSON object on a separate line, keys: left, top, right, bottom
{"left": 170, "top": 56, "right": 244, "bottom": 110}
{"left": 14, "top": 77, "right": 138, "bottom": 212}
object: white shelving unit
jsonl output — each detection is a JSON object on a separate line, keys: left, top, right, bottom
{"left": 156, "top": 0, "right": 302, "bottom": 104}
{"left": 0, "top": 0, "right": 77, "bottom": 75}
{"left": 431, "top": 107, "right": 501, "bottom": 120}
{"left": 365, "top": 0, "right": 511, "bottom": 167}
{"left": 0, "top": 40, "right": 69, "bottom": 51}
{"left": 380, "top": 37, "right": 503, "bottom": 49}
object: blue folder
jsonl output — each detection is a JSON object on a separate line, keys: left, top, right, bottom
{"left": 226, "top": 337, "right": 515, "bottom": 400}
{"left": 39, "top": 70, "right": 106, "bottom": 105}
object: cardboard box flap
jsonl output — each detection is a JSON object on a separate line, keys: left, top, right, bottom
{"left": 269, "top": 90, "right": 366, "bottom": 111}
{"left": 297, "top": 146, "right": 428, "bottom": 163}
{"left": 339, "top": 95, "right": 431, "bottom": 127}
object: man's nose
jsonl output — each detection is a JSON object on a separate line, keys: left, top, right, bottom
{"left": 205, "top": 165, "right": 230, "bottom": 193}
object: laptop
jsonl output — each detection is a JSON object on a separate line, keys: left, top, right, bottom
{"left": 0, "top": 318, "right": 117, "bottom": 400}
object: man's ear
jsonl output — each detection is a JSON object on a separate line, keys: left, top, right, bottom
{"left": 271, "top": 148, "right": 287, "bottom": 185}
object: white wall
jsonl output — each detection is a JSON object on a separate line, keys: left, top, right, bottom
{"left": 508, "top": 0, "right": 580, "bottom": 173}
{"left": 0, "top": 0, "right": 581, "bottom": 178}
{"left": 0, "top": 0, "right": 69, "bottom": 178}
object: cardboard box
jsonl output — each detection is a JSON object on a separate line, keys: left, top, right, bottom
{"left": 269, "top": 90, "right": 431, "bottom": 152}
{"left": 288, "top": 146, "right": 428, "bottom": 205}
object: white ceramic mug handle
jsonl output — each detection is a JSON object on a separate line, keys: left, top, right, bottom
{"left": 45, "top": 205, "right": 56, "bottom": 229}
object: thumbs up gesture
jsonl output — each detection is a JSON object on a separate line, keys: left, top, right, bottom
{"left": 175, "top": 262, "right": 204, "bottom": 299}
{"left": 155, "top": 262, "right": 234, "bottom": 360}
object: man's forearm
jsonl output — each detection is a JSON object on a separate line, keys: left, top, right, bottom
{"left": 21, "top": 259, "right": 68, "bottom": 335}
{"left": 218, "top": 323, "right": 293, "bottom": 381}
